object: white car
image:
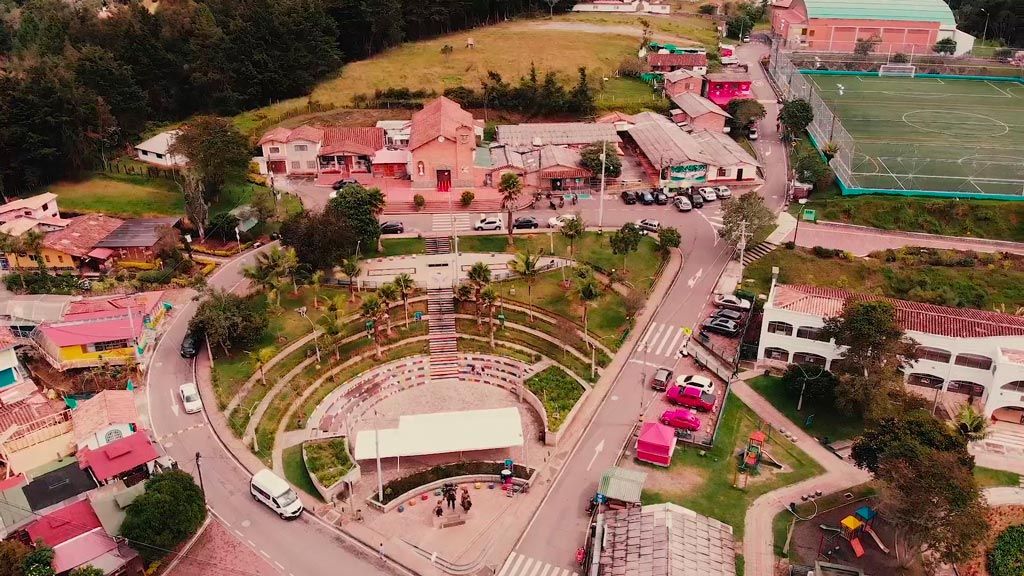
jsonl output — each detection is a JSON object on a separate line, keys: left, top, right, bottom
{"left": 636, "top": 219, "right": 661, "bottom": 233}
{"left": 714, "top": 186, "right": 732, "bottom": 199}
{"left": 699, "top": 187, "right": 717, "bottom": 202}
{"left": 179, "top": 382, "right": 203, "bottom": 414}
{"left": 676, "top": 374, "right": 716, "bottom": 396}
{"left": 547, "top": 214, "right": 577, "bottom": 229}
{"left": 714, "top": 294, "right": 752, "bottom": 311}
{"left": 673, "top": 196, "right": 692, "bottom": 212}
{"left": 474, "top": 216, "right": 504, "bottom": 231}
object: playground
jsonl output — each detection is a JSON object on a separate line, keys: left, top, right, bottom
{"left": 786, "top": 500, "right": 916, "bottom": 575}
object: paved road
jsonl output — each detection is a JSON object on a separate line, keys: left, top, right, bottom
{"left": 145, "top": 246, "right": 398, "bottom": 576}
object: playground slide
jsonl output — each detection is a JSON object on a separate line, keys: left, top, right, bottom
{"left": 759, "top": 450, "right": 785, "bottom": 469}
{"left": 819, "top": 525, "right": 841, "bottom": 534}
{"left": 849, "top": 537, "right": 865, "bottom": 558}
{"left": 863, "top": 525, "right": 891, "bottom": 554}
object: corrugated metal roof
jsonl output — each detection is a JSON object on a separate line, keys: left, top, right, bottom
{"left": 628, "top": 115, "right": 716, "bottom": 166}
{"left": 496, "top": 123, "right": 620, "bottom": 148}
{"left": 804, "top": 0, "right": 956, "bottom": 25}
{"left": 689, "top": 130, "right": 761, "bottom": 168}
{"left": 598, "top": 466, "right": 647, "bottom": 503}
{"left": 670, "top": 93, "right": 732, "bottom": 119}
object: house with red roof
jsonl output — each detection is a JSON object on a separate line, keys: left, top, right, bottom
{"left": 408, "top": 97, "right": 484, "bottom": 191}
{"left": 78, "top": 431, "right": 158, "bottom": 486}
{"left": 71, "top": 389, "right": 140, "bottom": 451}
{"left": 3, "top": 213, "right": 123, "bottom": 273}
{"left": 646, "top": 52, "right": 708, "bottom": 75}
{"left": 256, "top": 125, "right": 387, "bottom": 178}
{"left": 757, "top": 272, "right": 1024, "bottom": 424}
{"left": 20, "top": 498, "right": 142, "bottom": 576}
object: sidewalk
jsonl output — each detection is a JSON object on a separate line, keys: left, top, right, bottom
{"left": 730, "top": 374, "right": 871, "bottom": 576}
{"left": 788, "top": 220, "right": 1024, "bottom": 256}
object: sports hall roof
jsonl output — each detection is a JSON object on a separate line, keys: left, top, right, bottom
{"left": 803, "top": 0, "right": 956, "bottom": 26}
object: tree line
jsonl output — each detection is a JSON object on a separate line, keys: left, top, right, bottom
{"left": 0, "top": 0, "right": 558, "bottom": 195}
{"left": 443, "top": 65, "right": 597, "bottom": 116}
{"left": 945, "top": 0, "right": 1022, "bottom": 48}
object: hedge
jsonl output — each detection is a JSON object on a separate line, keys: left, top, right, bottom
{"left": 989, "top": 524, "right": 1024, "bottom": 576}
{"left": 377, "top": 462, "right": 533, "bottom": 504}
{"left": 524, "top": 366, "right": 584, "bottom": 432}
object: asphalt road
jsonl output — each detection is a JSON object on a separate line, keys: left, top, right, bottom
{"left": 145, "top": 246, "right": 398, "bottom": 576}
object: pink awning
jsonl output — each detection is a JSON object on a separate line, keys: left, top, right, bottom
{"left": 87, "top": 248, "right": 114, "bottom": 259}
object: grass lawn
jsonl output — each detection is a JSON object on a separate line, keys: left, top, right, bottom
{"left": 596, "top": 77, "right": 670, "bottom": 114}
{"left": 47, "top": 173, "right": 183, "bottom": 217}
{"left": 560, "top": 12, "right": 719, "bottom": 46}
{"left": 303, "top": 438, "right": 354, "bottom": 487}
{"left": 456, "top": 337, "right": 539, "bottom": 364}
{"left": 524, "top": 366, "right": 585, "bottom": 431}
{"left": 457, "top": 318, "right": 597, "bottom": 381}
{"left": 974, "top": 466, "right": 1021, "bottom": 489}
{"left": 747, "top": 375, "right": 864, "bottom": 441}
{"left": 377, "top": 237, "right": 425, "bottom": 257}
{"left": 744, "top": 246, "right": 1024, "bottom": 310}
{"left": 641, "top": 394, "right": 825, "bottom": 538}
{"left": 282, "top": 444, "right": 323, "bottom": 501}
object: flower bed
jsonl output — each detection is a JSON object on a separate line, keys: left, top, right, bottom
{"left": 376, "top": 462, "right": 533, "bottom": 505}
{"left": 524, "top": 366, "right": 585, "bottom": 432}
{"left": 303, "top": 438, "right": 354, "bottom": 488}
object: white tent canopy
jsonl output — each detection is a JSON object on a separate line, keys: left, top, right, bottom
{"left": 354, "top": 407, "right": 523, "bottom": 460}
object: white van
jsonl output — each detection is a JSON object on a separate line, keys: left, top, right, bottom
{"left": 250, "top": 469, "right": 303, "bottom": 519}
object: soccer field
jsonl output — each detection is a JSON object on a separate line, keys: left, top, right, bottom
{"left": 806, "top": 74, "right": 1024, "bottom": 196}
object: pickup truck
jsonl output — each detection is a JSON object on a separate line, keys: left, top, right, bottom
{"left": 664, "top": 384, "right": 716, "bottom": 412}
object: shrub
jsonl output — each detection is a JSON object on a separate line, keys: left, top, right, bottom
{"left": 784, "top": 241, "right": 796, "bottom": 250}
{"left": 137, "top": 269, "right": 174, "bottom": 285}
{"left": 525, "top": 366, "right": 584, "bottom": 432}
{"left": 891, "top": 53, "right": 909, "bottom": 63}
{"left": 781, "top": 365, "right": 838, "bottom": 403}
{"left": 460, "top": 190, "right": 475, "bottom": 207}
{"left": 617, "top": 56, "right": 646, "bottom": 77}
{"left": 698, "top": 3, "right": 716, "bottom": 14}
{"left": 120, "top": 471, "right": 206, "bottom": 565}
{"left": 303, "top": 439, "right": 353, "bottom": 487}
{"left": 989, "top": 524, "right": 1024, "bottom": 576}
{"left": 377, "top": 462, "right": 533, "bottom": 504}
{"left": 811, "top": 246, "right": 844, "bottom": 259}
{"left": 414, "top": 194, "right": 426, "bottom": 210}
{"left": 4, "top": 272, "right": 84, "bottom": 294}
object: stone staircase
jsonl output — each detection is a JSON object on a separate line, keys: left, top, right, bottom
{"left": 427, "top": 288, "right": 459, "bottom": 381}
{"left": 982, "top": 422, "right": 1024, "bottom": 458}
{"left": 425, "top": 236, "right": 452, "bottom": 255}
{"left": 741, "top": 241, "right": 778, "bottom": 266}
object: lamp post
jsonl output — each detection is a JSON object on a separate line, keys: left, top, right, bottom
{"left": 980, "top": 8, "right": 990, "bottom": 44}
{"left": 296, "top": 306, "right": 321, "bottom": 364}
{"left": 598, "top": 140, "right": 607, "bottom": 230}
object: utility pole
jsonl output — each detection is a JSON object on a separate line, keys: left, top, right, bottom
{"left": 598, "top": 140, "right": 607, "bottom": 230}
{"left": 195, "top": 452, "right": 205, "bottom": 502}
{"left": 374, "top": 415, "right": 384, "bottom": 502}
{"left": 737, "top": 220, "right": 752, "bottom": 273}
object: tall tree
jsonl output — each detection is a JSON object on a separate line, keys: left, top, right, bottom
{"left": 0, "top": 540, "right": 30, "bottom": 576}
{"left": 609, "top": 223, "right": 642, "bottom": 270}
{"left": 657, "top": 227, "right": 681, "bottom": 254}
{"left": 189, "top": 289, "right": 269, "bottom": 353}
{"left": 22, "top": 542, "right": 54, "bottom": 576}
{"left": 778, "top": 98, "right": 814, "bottom": 140}
{"left": 393, "top": 273, "right": 415, "bottom": 327}
{"left": 479, "top": 285, "right": 498, "bottom": 349}
{"left": 377, "top": 282, "right": 399, "bottom": 334}
{"left": 467, "top": 262, "right": 492, "bottom": 325}
{"left": 121, "top": 471, "right": 207, "bottom": 565}
{"left": 180, "top": 171, "right": 210, "bottom": 239}
{"left": 570, "top": 67, "right": 595, "bottom": 116}
{"left": 72, "top": 45, "right": 149, "bottom": 135}
{"left": 170, "top": 116, "right": 250, "bottom": 199}
{"left": 560, "top": 213, "right": 586, "bottom": 259}
{"left": 725, "top": 98, "right": 767, "bottom": 132}
{"left": 340, "top": 257, "right": 361, "bottom": 301}
{"left": 852, "top": 409, "right": 973, "bottom": 474}
{"left": 579, "top": 142, "right": 621, "bottom": 178}
{"left": 360, "top": 293, "right": 386, "bottom": 358}
{"left": 498, "top": 173, "right": 523, "bottom": 247}
{"left": 509, "top": 250, "right": 542, "bottom": 320}
{"left": 326, "top": 184, "right": 385, "bottom": 254}
{"left": 720, "top": 191, "right": 774, "bottom": 248}
{"left": 280, "top": 208, "right": 359, "bottom": 270}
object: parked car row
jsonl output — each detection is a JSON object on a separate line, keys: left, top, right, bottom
{"left": 699, "top": 294, "right": 753, "bottom": 338}
{"left": 622, "top": 186, "right": 732, "bottom": 212}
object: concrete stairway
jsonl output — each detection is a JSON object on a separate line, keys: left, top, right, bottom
{"left": 741, "top": 241, "right": 778, "bottom": 266}
{"left": 425, "top": 236, "right": 452, "bottom": 255}
{"left": 427, "top": 288, "right": 459, "bottom": 381}
{"left": 383, "top": 198, "right": 504, "bottom": 215}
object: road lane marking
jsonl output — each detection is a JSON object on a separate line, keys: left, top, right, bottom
{"left": 586, "top": 439, "right": 605, "bottom": 472}
{"left": 665, "top": 329, "right": 685, "bottom": 357}
{"left": 260, "top": 550, "right": 271, "bottom": 558}
{"left": 275, "top": 561, "right": 285, "bottom": 570}
{"left": 235, "top": 529, "right": 245, "bottom": 538}
{"left": 170, "top": 389, "right": 179, "bottom": 417}
{"left": 652, "top": 326, "right": 676, "bottom": 356}
{"left": 155, "top": 422, "right": 206, "bottom": 441}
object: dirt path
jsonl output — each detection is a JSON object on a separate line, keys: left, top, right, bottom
{"left": 515, "top": 21, "right": 701, "bottom": 45}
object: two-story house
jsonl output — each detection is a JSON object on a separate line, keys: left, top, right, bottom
{"left": 703, "top": 71, "right": 753, "bottom": 107}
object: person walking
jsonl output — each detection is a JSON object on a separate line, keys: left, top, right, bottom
{"left": 379, "top": 543, "right": 385, "bottom": 561}
{"left": 446, "top": 489, "right": 457, "bottom": 510}
{"left": 434, "top": 501, "right": 444, "bottom": 517}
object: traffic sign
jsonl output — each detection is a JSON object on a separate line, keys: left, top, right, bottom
{"left": 802, "top": 209, "right": 816, "bottom": 222}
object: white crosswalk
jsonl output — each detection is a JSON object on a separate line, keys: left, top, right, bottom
{"left": 498, "top": 552, "right": 578, "bottom": 576}
{"left": 432, "top": 213, "right": 472, "bottom": 232}
{"left": 637, "top": 322, "right": 687, "bottom": 359}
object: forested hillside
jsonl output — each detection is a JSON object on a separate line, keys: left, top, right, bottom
{"left": 945, "top": 0, "right": 1022, "bottom": 47}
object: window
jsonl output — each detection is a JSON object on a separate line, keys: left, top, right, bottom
{"left": 908, "top": 373, "right": 944, "bottom": 389}
{"left": 104, "top": 429, "right": 124, "bottom": 443}
{"left": 58, "top": 255, "right": 64, "bottom": 263}
{"left": 792, "top": 352, "right": 826, "bottom": 366}
{"left": 140, "top": 150, "right": 149, "bottom": 156}
{"left": 954, "top": 353, "right": 992, "bottom": 370}
{"left": 1002, "top": 381, "right": 1024, "bottom": 393}
{"left": 915, "top": 346, "right": 951, "bottom": 363}
{"left": 764, "top": 347, "right": 789, "bottom": 361}
{"left": 155, "top": 153, "right": 165, "bottom": 159}
{"left": 717, "top": 167, "right": 728, "bottom": 177}
{"left": 808, "top": 30, "right": 815, "bottom": 37}
{"left": 947, "top": 380, "right": 985, "bottom": 397}
{"left": 90, "top": 339, "right": 130, "bottom": 352}
{"left": 294, "top": 144, "right": 308, "bottom": 152}
{"left": 44, "top": 255, "right": 50, "bottom": 263}
{"left": 417, "top": 161, "right": 425, "bottom": 176}
{"left": 766, "top": 321, "right": 793, "bottom": 336}
{"left": 459, "top": 134, "right": 469, "bottom": 144}
{"left": 306, "top": 160, "right": 316, "bottom": 169}
{"left": 291, "top": 161, "right": 300, "bottom": 170}
{"left": 796, "top": 326, "right": 826, "bottom": 341}
{"left": 42, "top": 203, "right": 48, "bottom": 211}
{"left": 269, "top": 146, "right": 281, "bottom": 154}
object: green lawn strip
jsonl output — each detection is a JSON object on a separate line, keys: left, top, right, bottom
{"left": 285, "top": 337, "right": 430, "bottom": 432}
{"left": 524, "top": 366, "right": 585, "bottom": 431}
{"left": 456, "top": 318, "right": 596, "bottom": 382}
{"left": 228, "top": 341, "right": 319, "bottom": 437}
{"left": 776, "top": 482, "right": 878, "bottom": 562}
{"left": 745, "top": 246, "right": 1024, "bottom": 310}
{"left": 303, "top": 438, "right": 354, "bottom": 487}
{"left": 596, "top": 77, "right": 670, "bottom": 115}
{"left": 974, "top": 466, "right": 1021, "bottom": 489}
{"left": 456, "top": 338, "right": 540, "bottom": 364}
{"left": 282, "top": 444, "right": 324, "bottom": 501}
{"left": 376, "top": 237, "right": 426, "bottom": 256}
{"left": 772, "top": 511, "right": 794, "bottom": 558}
{"left": 47, "top": 172, "right": 184, "bottom": 217}
{"left": 746, "top": 375, "right": 864, "bottom": 441}
{"left": 641, "top": 394, "right": 826, "bottom": 539}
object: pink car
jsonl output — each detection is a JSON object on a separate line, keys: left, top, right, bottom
{"left": 660, "top": 409, "right": 702, "bottom": 431}
{"left": 665, "top": 384, "right": 716, "bottom": 412}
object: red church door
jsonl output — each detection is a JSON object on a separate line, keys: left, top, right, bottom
{"left": 437, "top": 170, "right": 452, "bottom": 192}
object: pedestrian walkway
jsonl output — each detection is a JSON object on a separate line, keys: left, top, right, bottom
{"left": 425, "top": 236, "right": 452, "bottom": 255}
{"left": 499, "top": 552, "right": 578, "bottom": 576}
{"left": 980, "top": 422, "right": 1024, "bottom": 457}
{"left": 432, "top": 213, "right": 471, "bottom": 232}
{"left": 427, "top": 288, "right": 458, "bottom": 381}
{"left": 637, "top": 322, "right": 687, "bottom": 360}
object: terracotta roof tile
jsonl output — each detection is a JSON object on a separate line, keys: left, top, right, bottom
{"left": 647, "top": 53, "right": 708, "bottom": 68}
{"left": 409, "top": 97, "right": 475, "bottom": 150}
{"left": 319, "top": 127, "right": 386, "bottom": 156}
{"left": 71, "top": 390, "right": 139, "bottom": 445}
{"left": 43, "top": 214, "right": 124, "bottom": 258}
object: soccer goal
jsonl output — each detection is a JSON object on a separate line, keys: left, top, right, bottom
{"left": 879, "top": 64, "right": 917, "bottom": 78}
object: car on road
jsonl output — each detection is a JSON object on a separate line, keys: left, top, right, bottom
{"left": 331, "top": 178, "right": 359, "bottom": 191}
{"left": 665, "top": 384, "right": 716, "bottom": 412}
{"left": 701, "top": 317, "right": 742, "bottom": 337}
{"left": 639, "top": 190, "right": 655, "bottom": 205}
{"left": 714, "top": 186, "right": 732, "bottom": 199}
{"left": 180, "top": 331, "right": 199, "bottom": 358}
{"left": 548, "top": 214, "right": 578, "bottom": 229}
{"left": 635, "top": 219, "right": 661, "bottom": 233}
{"left": 653, "top": 191, "right": 669, "bottom": 205}
{"left": 620, "top": 190, "right": 638, "bottom": 205}
{"left": 673, "top": 196, "right": 692, "bottom": 212}
{"left": 179, "top": 382, "right": 203, "bottom": 414}
{"left": 513, "top": 216, "right": 540, "bottom": 229}
{"left": 675, "top": 374, "right": 716, "bottom": 396}
{"left": 712, "top": 308, "right": 744, "bottom": 322}
{"left": 474, "top": 216, "right": 504, "bottom": 231}
{"left": 714, "top": 294, "right": 752, "bottom": 311}
{"left": 651, "top": 367, "right": 674, "bottom": 391}
{"left": 660, "top": 409, "right": 702, "bottom": 431}
{"left": 698, "top": 187, "right": 717, "bottom": 202}
{"left": 251, "top": 469, "right": 304, "bottom": 520}
{"left": 380, "top": 221, "right": 404, "bottom": 234}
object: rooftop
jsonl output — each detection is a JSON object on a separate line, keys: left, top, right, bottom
{"left": 25, "top": 498, "right": 102, "bottom": 546}
{"left": 0, "top": 216, "right": 72, "bottom": 237}
{"left": 663, "top": 69, "right": 704, "bottom": 83}
{"left": 628, "top": 114, "right": 716, "bottom": 166}
{"left": 43, "top": 214, "right": 124, "bottom": 258}
{"left": 71, "top": 389, "right": 139, "bottom": 445}
{"left": 771, "top": 284, "right": 1024, "bottom": 339}
{"left": 598, "top": 503, "right": 736, "bottom": 576}
{"left": 93, "top": 217, "right": 179, "bottom": 249}
{"left": 63, "top": 291, "right": 163, "bottom": 322}
{"left": 78, "top": 430, "right": 158, "bottom": 482}
{"left": 802, "top": 0, "right": 956, "bottom": 25}
{"left": 0, "top": 193, "right": 58, "bottom": 216}
{"left": 0, "top": 295, "right": 74, "bottom": 325}
{"left": 598, "top": 466, "right": 647, "bottom": 504}
{"left": 670, "top": 93, "right": 732, "bottom": 119}
{"left": 647, "top": 52, "right": 708, "bottom": 68}
{"left": 706, "top": 71, "right": 751, "bottom": 83}
{"left": 87, "top": 480, "right": 145, "bottom": 536}
{"left": 134, "top": 130, "right": 181, "bottom": 155}
{"left": 496, "top": 122, "right": 620, "bottom": 148}
{"left": 320, "top": 127, "right": 386, "bottom": 156}
{"left": 37, "top": 314, "right": 146, "bottom": 347}
{"left": 409, "top": 97, "right": 476, "bottom": 150}
{"left": 21, "top": 458, "right": 98, "bottom": 511}
{"left": 689, "top": 129, "right": 761, "bottom": 168}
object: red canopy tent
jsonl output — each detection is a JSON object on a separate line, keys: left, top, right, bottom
{"left": 636, "top": 422, "right": 677, "bottom": 467}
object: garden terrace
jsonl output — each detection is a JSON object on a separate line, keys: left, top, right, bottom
{"left": 302, "top": 438, "right": 354, "bottom": 488}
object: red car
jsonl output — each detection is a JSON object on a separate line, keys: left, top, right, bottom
{"left": 660, "top": 409, "right": 702, "bottom": 432}
{"left": 665, "top": 384, "right": 716, "bottom": 412}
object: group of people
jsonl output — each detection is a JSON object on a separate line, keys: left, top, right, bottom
{"left": 433, "top": 483, "right": 473, "bottom": 518}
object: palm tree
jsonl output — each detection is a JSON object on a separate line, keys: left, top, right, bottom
{"left": 955, "top": 404, "right": 989, "bottom": 442}
{"left": 479, "top": 286, "right": 498, "bottom": 349}
{"left": 310, "top": 270, "right": 325, "bottom": 309}
{"left": 467, "top": 261, "right": 492, "bottom": 325}
{"left": 248, "top": 346, "right": 277, "bottom": 387}
{"left": 360, "top": 294, "right": 385, "bottom": 359}
{"left": 340, "top": 257, "right": 361, "bottom": 302}
{"left": 393, "top": 273, "right": 416, "bottom": 327}
{"left": 281, "top": 247, "right": 300, "bottom": 293}
{"left": 560, "top": 213, "right": 585, "bottom": 259}
{"left": 574, "top": 270, "right": 601, "bottom": 376}
{"left": 498, "top": 173, "right": 523, "bottom": 247}
{"left": 242, "top": 261, "right": 278, "bottom": 295}
{"left": 510, "top": 249, "right": 542, "bottom": 321}
{"left": 318, "top": 295, "right": 347, "bottom": 360}
{"left": 377, "top": 283, "right": 400, "bottom": 335}
{"left": 21, "top": 229, "right": 45, "bottom": 273}
{"left": 267, "top": 276, "right": 288, "bottom": 308}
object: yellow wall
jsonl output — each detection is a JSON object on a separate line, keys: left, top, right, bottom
{"left": 59, "top": 344, "right": 136, "bottom": 362}
{"left": 4, "top": 247, "right": 76, "bottom": 270}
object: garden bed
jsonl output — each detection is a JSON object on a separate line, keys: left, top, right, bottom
{"left": 303, "top": 438, "right": 354, "bottom": 487}
{"left": 524, "top": 367, "right": 585, "bottom": 432}
{"left": 455, "top": 318, "right": 596, "bottom": 382}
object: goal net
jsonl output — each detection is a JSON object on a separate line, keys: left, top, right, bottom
{"left": 878, "top": 64, "right": 917, "bottom": 78}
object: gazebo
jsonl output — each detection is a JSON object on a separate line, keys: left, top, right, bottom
{"left": 636, "top": 421, "right": 677, "bottom": 467}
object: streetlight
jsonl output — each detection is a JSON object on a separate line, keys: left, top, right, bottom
{"left": 980, "top": 8, "right": 990, "bottom": 44}
{"left": 597, "top": 140, "right": 607, "bottom": 230}
{"left": 296, "top": 306, "right": 322, "bottom": 364}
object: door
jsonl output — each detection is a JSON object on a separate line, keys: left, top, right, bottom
{"left": 437, "top": 169, "right": 452, "bottom": 192}
{"left": 269, "top": 160, "right": 287, "bottom": 174}
{"left": 736, "top": 168, "right": 744, "bottom": 180}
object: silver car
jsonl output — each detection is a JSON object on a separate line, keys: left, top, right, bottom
{"left": 673, "top": 196, "right": 692, "bottom": 212}
{"left": 714, "top": 186, "right": 732, "bottom": 199}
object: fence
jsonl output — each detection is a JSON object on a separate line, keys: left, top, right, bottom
{"left": 107, "top": 162, "right": 182, "bottom": 182}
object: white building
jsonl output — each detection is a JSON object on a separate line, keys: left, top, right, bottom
{"left": 571, "top": 0, "right": 670, "bottom": 14}
{"left": 0, "top": 192, "right": 60, "bottom": 225}
{"left": 756, "top": 279, "right": 1024, "bottom": 423}
{"left": 134, "top": 130, "right": 188, "bottom": 168}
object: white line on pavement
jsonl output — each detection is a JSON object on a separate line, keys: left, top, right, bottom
{"left": 628, "top": 359, "right": 664, "bottom": 368}
{"left": 665, "top": 329, "right": 685, "bottom": 356}
{"left": 652, "top": 326, "right": 675, "bottom": 356}
{"left": 260, "top": 550, "right": 271, "bottom": 558}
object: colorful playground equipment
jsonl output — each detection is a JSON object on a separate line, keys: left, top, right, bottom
{"left": 737, "top": 431, "right": 784, "bottom": 473}
{"left": 818, "top": 506, "right": 890, "bottom": 560}
{"left": 854, "top": 506, "right": 890, "bottom": 554}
